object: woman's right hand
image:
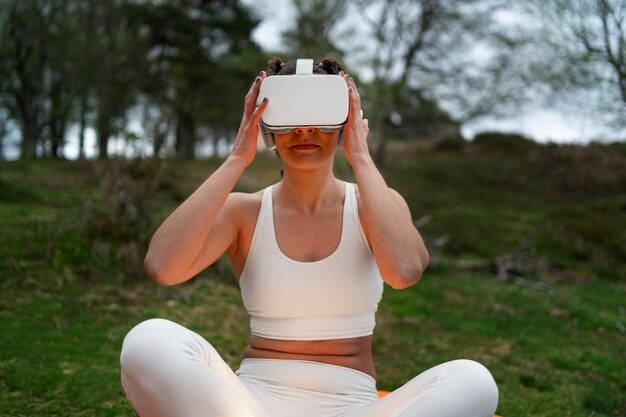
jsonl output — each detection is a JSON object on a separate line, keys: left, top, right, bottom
{"left": 230, "top": 71, "right": 270, "bottom": 166}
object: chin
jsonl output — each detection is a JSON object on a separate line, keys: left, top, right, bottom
{"left": 282, "top": 153, "right": 334, "bottom": 170}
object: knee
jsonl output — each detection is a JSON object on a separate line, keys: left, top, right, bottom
{"left": 122, "top": 318, "right": 173, "bottom": 351}
{"left": 120, "top": 318, "right": 178, "bottom": 375}
{"left": 450, "top": 360, "right": 499, "bottom": 411}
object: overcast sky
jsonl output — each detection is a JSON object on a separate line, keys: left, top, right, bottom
{"left": 243, "top": 0, "right": 624, "bottom": 144}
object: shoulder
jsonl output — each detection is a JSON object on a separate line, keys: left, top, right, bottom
{"left": 353, "top": 184, "right": 412, "bottom": 234}
{"left": 227, "top": 189, "right": 264, "bottom": 205}
{"left": 225, "top": 189, "right": 265, "bottom": 219}
{"left": 224, "top": 188, "right": 268, "bottom": 262}
{"left": 353, "top": 183, "right": 407, "bottom": 207}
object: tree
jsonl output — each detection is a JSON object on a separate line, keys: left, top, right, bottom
{"left": 68, "top": 0, "right": 113, "bottom": 159}
{"left": 0, "top": 109, "right": 10, "bottom": 160}
{"left": 130, "top": 0, "right": 264, "bottom": 159}
{"left": 523, "top": 0, "right": 626, "bottom": 129}
{"left": 0, "top": 0, "right": 144, "bottom": 160}
{"left": 349, "top": 0, "right": 520, "bottom": 165}
{"left": 43, "top": 2, "right": 84, "bottom": 158}
{"left": 280, "top": 0, "right": 350, "bottom": 60}
{"left": 0, "top": 0, "right": 64, "bottom": 159}
{"left": 90, "top": 0, "right": 147, "bottom": 159}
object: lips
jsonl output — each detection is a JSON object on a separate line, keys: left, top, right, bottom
{"left": 290, "top": 143, "right": 320, "bottom": 150}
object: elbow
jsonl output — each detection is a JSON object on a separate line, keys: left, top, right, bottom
{"left": 144, "top": 256, "right": 177, "bottom": 286}
{"left": 386, "top": 261, "right": 427, "bottom": 290}
{"left": 388, "top": 271, "right": 422, "bottom": 289}
{"left": 389, "top": 278, "right": 418, "bottom": 290}
{"left": 387, "top": 244, "right": 430, "bottom": 289}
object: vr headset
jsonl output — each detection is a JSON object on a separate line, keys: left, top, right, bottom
{"left": 256, "top": 58, "right": 349, "bottom": 148}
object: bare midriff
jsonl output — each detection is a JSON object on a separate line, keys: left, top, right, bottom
{"left": 242, "top": 334, "right": 377, "bottom": 380}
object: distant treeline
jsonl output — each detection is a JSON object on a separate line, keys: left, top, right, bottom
{"left": 1, "top": 1, "right": 624, "bottom": 161}
{"left": 0, "top": 0, "right": 271, "bottom": 160}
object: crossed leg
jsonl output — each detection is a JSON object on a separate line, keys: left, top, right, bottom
{"left": 121, "top": 319, "right": 498, "bottom": 417}
{"left": 120, "top": 318, "right": 268, "bottom": 417}
{"left": 347, "top": 359, "right": 499, "bottom": 417}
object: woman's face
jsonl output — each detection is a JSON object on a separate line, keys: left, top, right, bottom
{"left": 273, "top": 127, "right": 341, "bottom": 170}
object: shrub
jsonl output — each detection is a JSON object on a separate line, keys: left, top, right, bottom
{"left": 82, "top": 158, "right": 181, "bottom": 280}
{"left": 472, "top": 132, "right": 539, "bottom": 154}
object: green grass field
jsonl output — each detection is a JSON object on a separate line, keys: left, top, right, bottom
{"left": 1, "top": 137, "right": 625, "bottom": 416}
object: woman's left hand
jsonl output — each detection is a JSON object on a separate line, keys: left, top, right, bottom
{"left": 340, "top": 72, "right": 371, "bottom": 166}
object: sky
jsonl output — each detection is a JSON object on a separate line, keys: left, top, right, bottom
{"left": 244, "top": 0, "right": 624, "bottom": 144}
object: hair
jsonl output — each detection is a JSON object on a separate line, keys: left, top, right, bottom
{"left": 267, "top": 56, "right": 343, "bottom": 76}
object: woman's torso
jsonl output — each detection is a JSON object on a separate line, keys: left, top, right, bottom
{"left": 228, "top": 182, "right": 379, "bottom": 379}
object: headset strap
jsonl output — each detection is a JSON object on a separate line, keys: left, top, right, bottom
{"left": 295, "top": 59, "right": 314, "bottom": 75}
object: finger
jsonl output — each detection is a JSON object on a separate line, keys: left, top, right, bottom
{"left": 341, "top": 72, "right": 349, "bottom": 87}
{"left": 242, "top": 71, "right": 267, "bottom": 122}
{"left": 246, "top": 71, "right": 267, "bottom": 104}
{"left": 341, "top": 74, "right": 354, "bottom": 111}
{"left": 342, "top": 74, "right": 360, "bottom": 111}
{"left": 348, "top": 85, "right": 361, "bottom": 121}
{"left": 235, "top": 97, "right": 268, "bottom": 145}
{"left": 349, "top": 76, "right": 361, "bottom": 103}
{"left": 244, "top": 76, "right": 262, "bottom": 108}
{"left": 248, "top": 71, "right": 266, "bottom": 91}
{"left": 249, "top": 97, "right": 270, "bottom": 127}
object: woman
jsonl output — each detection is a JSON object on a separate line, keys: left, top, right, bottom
{"left": 120, "top": 57, "right": 499, "bottom": 417}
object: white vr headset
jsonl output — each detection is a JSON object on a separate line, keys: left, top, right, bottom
{"left": 256, "top": 58, "right": 349, "bottom": 148}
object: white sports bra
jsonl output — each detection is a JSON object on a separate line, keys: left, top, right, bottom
{"left": 238, "top": 182, "right": 384, "bottom": 341}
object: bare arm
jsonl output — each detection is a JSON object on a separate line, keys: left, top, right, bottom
{"left": 341, "top": 73, "right": 429, "bottom": 289}
{"left": 144, "top": 72, "right": 269, "bottom": 285}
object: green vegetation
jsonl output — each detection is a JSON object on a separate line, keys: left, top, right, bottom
{"left": 1, "top": 138, "right": 625, "bottom": 416}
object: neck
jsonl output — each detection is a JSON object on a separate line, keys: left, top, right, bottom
{"left": 277, "top": 164, "right": 343, "bottom": 212}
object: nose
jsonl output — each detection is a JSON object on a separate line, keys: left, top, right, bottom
{"left": 294, "top": 127, "right": 316, "bottom": 135}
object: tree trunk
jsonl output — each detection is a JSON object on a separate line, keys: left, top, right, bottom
{"left": 78, "top": 95, "right": 88, "bottom": 159}
{"left": 50, "top": 119, "right": 65, "bottom": 158}
{"left": 152, "top": 130, "right": 165, "bottom": 158}
{"left": 96, "top": 109, "right": 111, "bottom": 160}
{"left": 619, "top": 75, "right": 626, "bottom": 111}
{"left": 373, "top": 126, "right": 388, "bottom": 168}
{"left": 14, "top": 68, "right": 41, "bottom": 159}
{"left": 0, "top": 117, "right": 8, "bottom": 161}
{"left": 371, "top": 78, "right": 390, "bottom": 168}
{"left": 175, "top": 112, "right": 196, "bottom": 159}
{"left": 152, "top": 119, "right": 169, "bottom": 158}
{"left": 48, "top": 112, "right": 66, "bottom": 158}
{"left": 19, "top": 113, "right": 39, "bottom": 160}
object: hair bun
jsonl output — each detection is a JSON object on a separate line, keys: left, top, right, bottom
{"left": 319, "top": 57, "right": 342, "bottom": 75}
{"left": 267, "top": 57, "right": 285, "bottom": 75}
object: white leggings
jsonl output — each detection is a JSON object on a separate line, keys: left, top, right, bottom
{"left": 120, "top": 319, "right": 498, "bottom": 417}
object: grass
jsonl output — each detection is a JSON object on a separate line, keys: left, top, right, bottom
{"left": 1, "top": 138, "right": 625, "bottom": 416}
